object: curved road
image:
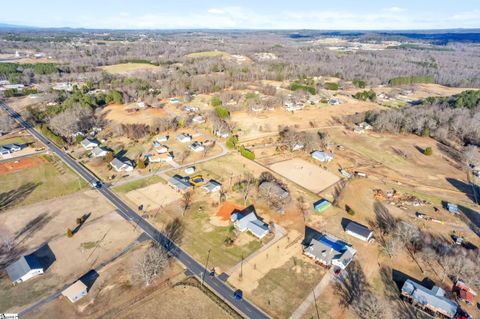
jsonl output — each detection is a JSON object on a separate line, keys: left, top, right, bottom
{"left": 0, "top": 101, "right": 269, "bottom": 319}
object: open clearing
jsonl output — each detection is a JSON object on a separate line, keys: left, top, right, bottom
{"left": 0, "top": 155, "right": 87, "bottom": 207}
{"left": 102, "top": 103, "right": 166, "bottom": 125}
{"left": 269, "top": 158, "right": 340, "bottom": 193}
{"left": 125, "top": 182, "right": 181, "bottom": 211}
{"left": 186, "top": 50, "right": 228, "bottom": 58}
{"left": 0, "top": 190, "right": 140, "bottom": 313}
{"left": 100, "top": 63, "right": 160, "bottom": 74}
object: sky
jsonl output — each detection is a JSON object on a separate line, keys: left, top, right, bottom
{"left": 1, "top": 0, "right": 479, "bottom": 30}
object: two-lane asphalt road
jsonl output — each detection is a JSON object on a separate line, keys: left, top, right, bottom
{"left": 0, "top": 101, "right": 269, "bottom": 319}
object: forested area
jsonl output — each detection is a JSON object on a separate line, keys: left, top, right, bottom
{"left": 1, "top": 30, "right": 479, "bottom": 90}
{"left": 351, "top": 90, "right": 480, "bottom": 147}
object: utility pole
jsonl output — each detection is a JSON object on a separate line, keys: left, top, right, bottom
{"left": 239, "top": 254, "right": 244, "bottom": 280}
{"left": 312, "top": 288, "right": 320, "bottom": 319}
{"left": 201, "top": 249, "right": 211, "bottom": 286}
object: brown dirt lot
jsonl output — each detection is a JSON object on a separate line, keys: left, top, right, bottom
{"left": 269, "top": 158, "right": 340, "bottom": 194}
{"left": 217, "top": 201, "right": 243, "bottom": 221}
{"left": 125, "top": 182, "right": 181, "bottom": 211}
{"left": 0, "top": 156, "right": 46, "bottom": 175}
{"left": 0, "top": 190, "right": 140, "bottom": 313}
{"left": 102, "top": 103, "right": 168, "bottom": 126}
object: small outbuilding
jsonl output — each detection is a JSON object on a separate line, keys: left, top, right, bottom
{"left": 313, "top": 199, "right": 331, "bottom": 213}
{"left": 6, "top": 255, "right": 44, "bottom": 285}
{"left": 344, "top": 221, "right": 373, "bottom": 242}
{"left": 62, "top": 280, "right": 88, "bottom": 303}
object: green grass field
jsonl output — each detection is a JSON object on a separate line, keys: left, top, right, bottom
{"left": 172, "top": 201, "right": 263, "bottom": 270}
{"left": 0, "top": 155, "right": 87, "bottom": 209}
{"left": 0, "top": 275, "right": 56, "bottom": 312}
{"left": 112, "top": 175, "right": 164, "bottom": 193}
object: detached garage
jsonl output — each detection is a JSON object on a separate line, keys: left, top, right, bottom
{"left": 345, "top": 221, "right": 373, "bottom": 242}
{"left": 62, "top": 280, "right": 88, "bottom": 303}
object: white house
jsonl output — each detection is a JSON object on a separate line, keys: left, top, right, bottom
{"left": 251, "top": 105, "right": 264, "bottom": 113}
{"left": 284, "top": 102, "right": 304, "bottom": 112}
{"left": 110, "top": 158, "right": 134, "bottom": 172}
{"left": 192, "top": 115, "right": 206, "bottom": 124}
{"left": 177, "top": 133, "right": 192, "bottom": 143}
{"left": 91, "top": 146, "right": 109, "bottom": 158}
{"left": 155, "top": 145, "right": 169, "bottom": 154}
{"left": 6, "top": 255, "right": 44, "bottom": 285}
{"left": 147, "top": 153, "right": 173, "bottom": 163}
{"left": 230, "top": 206, "right": 269, "bottom": 239}
{"left": 202, "top": 179, "right": 222, "bottom": 193}
{"left": 215, "top": 130, "right": 230, "bottom": 138}
{"left": 62, "top": 280, "right": 88, "bottom": 303}
{"left": 156, "top": 135, "right": 169, "bottom": 143}
{"left": 80, "top": 139, "right": 99, "bottom": 150}
{"left": 312, "top": 151, "right": 334, "bottom": 163}
{"left": 190, "top": 141, "right": 205, "bottom": 152}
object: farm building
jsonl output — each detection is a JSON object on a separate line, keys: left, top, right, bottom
{"left": 110, "top": 158, "right": 134, "bottom": 172}
{"left": 302, "top": 228, "right": 356, "bottom": 270}
{"left": 259, "top": 181, "right": 289, "bottom": 199}
{"left": 344, "top": 221, "right": 373, "bottom": 242}
{"left": 231, "top": 206, "right": 269, "bottom": 239}
{"left": 6, "top": 255, "right": 44, "bottom": 285}
{"left": 401, "top": 279, "right": 460, "bottom": 319}
{"left": 202, "top": 179, "right": 222, "bottom": 193}
{"left": 312, "top": 151, "right": 334, "bottom": 163}
{"left": 91, "top": 146, "right": 108, "bottom": 158}
{"left": 80, "top": 138, "right": 99, "bottom": 150}
{"left": 177, "top": 133, "right": 192, "bottom": 143}
{"left": 168, "top": 175, "right": 193, "bottom": 193}
{"left": 313, "top": 199, "right": 331, "bottom": 213}
{"left": 62, "top": 280, "right": 88, "bottom": 303}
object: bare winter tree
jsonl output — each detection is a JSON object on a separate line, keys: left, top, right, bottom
{"left": 181, "top": 191, "right": 193, "bottom": 216}
{"left": 177, "top": 150, "right": 191, "bottom": 164}
{"left": 336, "top": 261, "right": 388, "bottom": 319}
{"left": 373, "top": 202, "right": 398, "bottom": 236}
{"left": 463, "top": 145, "right": 480, "bottom": 168}
{"left": 134, "top": 242, "right": 170, "bottom": 286}
{"left": 48, "top": 106, "right": 94, "bottom": 139}
{"left": 0, "top": 114, "right": 14, "bottom": 133}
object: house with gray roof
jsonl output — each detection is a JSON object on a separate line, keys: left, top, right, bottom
{"left": 230, "top": 206, "right": 269, "bottom": 239}
{"left": 177, "top": 133, "right": 192, "bottom": 143}
{"left": 91, "top": 146, "right": 108, "bottom": 158}
{"left": 80, "top": 138, "right": 99, "bottom": 150}
{"left": 401, "top": 279, "right": 459, "bottom": 319}
{"left": 202, "top": 179, "right": 222, "bottom": 193}
{"left": 168, "top": 175, "right": 193, "bottom": 193}
{"left": 344, "top": 221, "right": 373, "bottom": 242}
{"left": 110, "top": 158, "right": 133, "bottom": 172}
{"left": 303, "top": 227, "right": 356, "bottom": 270}
{"left": 6, "top": 255, "right": 44, "bottom": 285}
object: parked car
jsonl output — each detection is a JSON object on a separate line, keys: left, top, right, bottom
{"left": 233, "top": 289, "right": 243, "bottom": 300}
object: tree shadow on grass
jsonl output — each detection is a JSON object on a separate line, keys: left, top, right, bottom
{"left": 14, "top": 212, "right": 55, "bottom": 245}
{"left": 446, "top": 177, "right": 477, "bottom": 203}
{"left": 0, "top": 182, "right": 41, "bottom": 212}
